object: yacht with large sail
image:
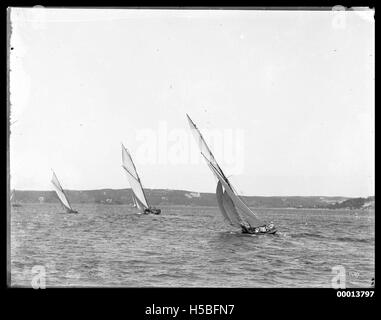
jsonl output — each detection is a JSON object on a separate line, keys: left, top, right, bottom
{"left": 186, "top": 114, "right": 276, "bottom": 235}
{"left": 121, "top": 144, "right": 161, "bottom": 215}
{"left": 51, "top": 170, "right": 78, "bottom": 214}
{"left": 10, "top": 189, "right": 22, "bottom": 207}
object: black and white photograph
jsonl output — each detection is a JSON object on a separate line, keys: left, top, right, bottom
{"left": 7, "top": 7, "right": 374, "bottom": 291}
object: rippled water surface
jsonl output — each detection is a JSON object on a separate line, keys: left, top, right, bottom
{"left": 10, "top": 204, "right": 374, "bottom": 287}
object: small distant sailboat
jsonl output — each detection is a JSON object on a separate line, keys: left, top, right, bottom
{"left": 51, "top": 170, "right": 78, "bottom": 214}
{"left": 10, "top": 189, "right": 22, "bottom": 207}
{"left": 121, "top": 144, "right": 161, "bottom": 215}
{"left": 187, "top": 114, "right": 276, "bottom": 235}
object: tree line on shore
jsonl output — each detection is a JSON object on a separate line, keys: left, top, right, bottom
{"left": 10, "top": 189, "right": 375, "bottom": 210}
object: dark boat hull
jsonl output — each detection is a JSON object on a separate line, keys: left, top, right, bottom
{"left": 143, "top": 208, "right": 161, "bottom": 215}
{"left": 242, "top": 227, "right": 277, "bottom": 235}
{"left": 66, "top": 209, "right": 79, "bottom": 214}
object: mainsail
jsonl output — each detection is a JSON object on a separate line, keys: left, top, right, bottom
{"left": 133, "top": 192, "right": 145, "bottom": 211}
{"left": 216, "top": 181, "right": 243, "bottom": 227}
{"left": 132, "top": 194, "right": 137, "bottom": 207}
{"left": 208, "top": 161, "right": 264, "bottom": 228}
{"left": 186, "top": 114, "right": 230, "bottom": 185}
{"left": 10, "top": 189, "right": 22, "bottom": 207}
{"left": 187, "top": 114, "right": 265, "bottom": 229}
{"left": 121, "top": 144, "right": 149, "bottom": 210}
{"left": 51, "top": 171, "right": 74, "bottom": 212}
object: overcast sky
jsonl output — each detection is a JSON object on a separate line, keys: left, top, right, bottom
{"left": 9, "top": 8, "right": 374, "bottom": 197}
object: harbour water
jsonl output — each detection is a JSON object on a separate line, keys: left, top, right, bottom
{"left": 10, "top": 204, "right": 374, "bottom": 288}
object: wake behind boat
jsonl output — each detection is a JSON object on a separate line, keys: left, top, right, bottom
{"left": 121, "top": 144, "right": 161, "bottom": 215}
{"left": 51, "top": 170, "right": 78, "bottom": 214}
{"left": 187, "top": 114, "right": 276, "bottom": 235}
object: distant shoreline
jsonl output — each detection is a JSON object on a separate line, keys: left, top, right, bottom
{"left": 10, "top": 189, "right": 374, "bottom": 210}
{"left": 10, "top": 203, "right": 375, "bottom": 212}
{"left": 9, "top": 188, "right": 371, "bottom": 199}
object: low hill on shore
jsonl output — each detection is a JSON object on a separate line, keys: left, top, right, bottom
{"left": 10, "top": 189, "right": 374, "bottom": 210}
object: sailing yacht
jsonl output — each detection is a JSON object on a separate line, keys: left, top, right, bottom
{"left": 51, "top": 170, "right": 78, "bottom": 214}
{"left": 186, "top": 114, "right": 276, "bottom": 235}
{"left": 10, "top": 189, "right": 22, "bottom": 207}
{"left": 121, "top": 144, "right": 161, "bottom": 215}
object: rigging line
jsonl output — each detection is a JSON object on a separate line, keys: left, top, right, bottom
{"left": 121, "top": 165, "right": 140, "bottom": 183}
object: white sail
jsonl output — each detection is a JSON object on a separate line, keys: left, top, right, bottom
{"left": 132, "top": 194, "right": 137, "bottom": 207}
{"left": 133, "top": 191, "right": 146, "bottom": 211}
{"left": 208, "top": 162, "right": 264, "bottom": 228}
{"left": 121, "top": 144, "right": 149, "bottom": 209}
{"left": 216, "top": 181, "right": 242, "bottom": 227}
{"left": 187, "top": 114, "right": 265, "bottom": 228}
{"left": 186, "top": 114, "right": 229, "bottom": 182}
{"left": 51, "top": 171, "right": 73, "bottom": 212}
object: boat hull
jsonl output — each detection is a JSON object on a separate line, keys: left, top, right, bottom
{"left": 241, "top": 226, "right": 277, "bottom": 235}
{"left": 243, "top": 229, "right": 277, "bottom": 235}
{"left": 143, "top": 208, "right": 161, "bottom": 215}
{"left": 66, "top": 209, "right": 79, "bottom": 214}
